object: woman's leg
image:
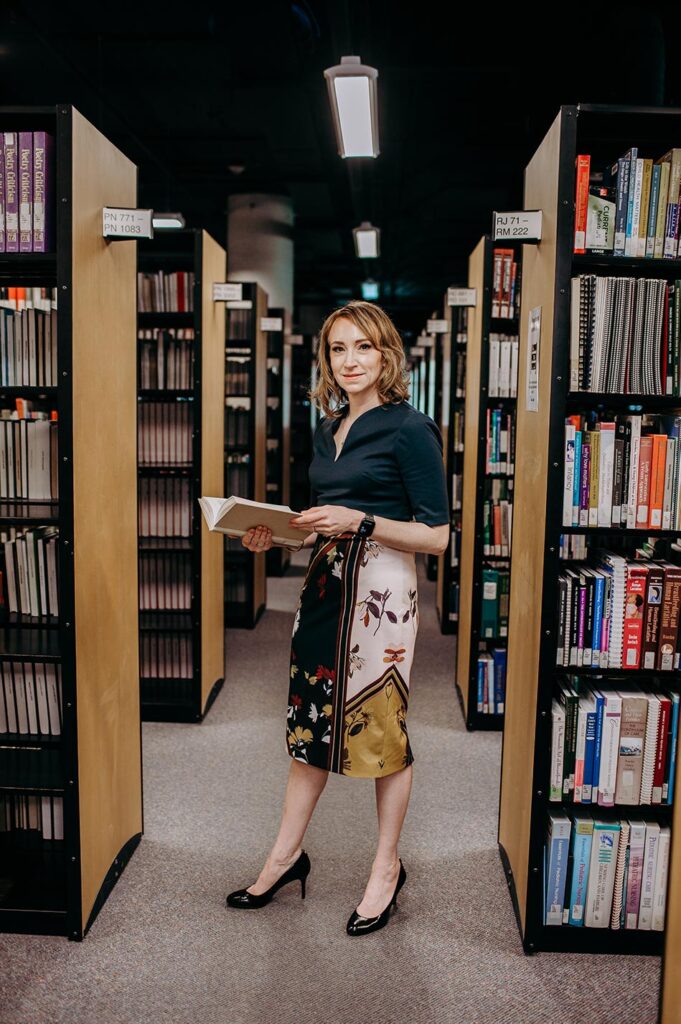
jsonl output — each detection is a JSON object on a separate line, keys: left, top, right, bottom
{"left": 247, "top": 758, "right": 329, "bottom": 895}
{"left": 355, "top": 763, "right": 413, "bottom": 916}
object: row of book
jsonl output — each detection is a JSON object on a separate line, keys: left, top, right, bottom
{"left": 544, "top": 812, "right": 669, "bottom": 930}
{"left": 483, "top": 493, "right": 513, "bottom": 557}
{"left": 488, "top": 333, "right": 519, "bottom": 398}
{"left": 453, "top": 348, "right": 465, "bottom": 398}
{"left": 451, "top": 472, "right": 462, "bottom": 513}
{"left": 138, "top": 478, "right": 192, "bottom": 538}
{"left": 138, "top": 329, "right": 194, "bottom": 391}
{"left": 0, "top": 305, "right": 58, "bottom": 387}
{"left": 570, "top": 275, "right": 680, "bottom": 395}
{"left": 450, "top": 411, "right": 463, "bottom": 453}
{"left": 0, "top": 287, "right": 55, "bottom": 311}
{"left": 2, "top": 526, "right": 59, "bottom": 619}
{"left": 491, "top": 249, "right": 520, "bottom": 319}
{"left": 138, "top": 403, "right": 193, "bottom": 466}
{"left": 0, "top": 660, "right": 63, "bottom": 736}
{"left": 225, "top": 558, "right": 250, "bottom": 604}
{"left": 0, "top": 131, "right": 54, "bottom": 253}
{"left": 573, "top": 147, "right": 681, "bottom": 258}
{"left": 552, "top": 679, "right": 678, "bottom": 806}
{"left": 476, "top": 647, "right": 506, "bottom": 714}
{"left": 137, "top": 271, "right": 195, "bottom": 313}
{"left": 481, "top": 568, "right": 510, "bottom": 639}
{"left": 0, "top": 413, "right": 58, "bottom": 501}
{"left": 448, "top": 580, "right": 460, "bottom": 623}
{"left": 562, "top": 414, "right": 681, "bottom": 530}
{"left": 226, "top": 408, "right": 250, "bottom": 448}
{"left": 449, "top": 522, "right": 461, "bottom": 570}
{"left": 486, "top": 409, "right": 515, "bottom": 475}
{"left": 0, "top": 794, "right": 64, "bottom": 842}
{"left": 140, "top": 634, "right": 193, "bottom": 680}
{"left": 226, "top": 358, "right": 252, "bottom": 396}
{"left": 452, "top": 307, "right": 468, "bottom": 344}
{"left": 139, "top": 552, "right": 192, "bottom": 611}
{"left": 557, "top": 555, "right": 681, "bottom": 672}
{"left": 559, "top": 534, "right": 589, "bottom": 561}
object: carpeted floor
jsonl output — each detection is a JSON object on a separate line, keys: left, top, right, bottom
{"left": 0, "top": 552, "right": 662, "bottom": 1024}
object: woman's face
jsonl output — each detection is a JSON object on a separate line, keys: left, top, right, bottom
{"left": 327, "top": 317, "right": 383, "bottom": 401}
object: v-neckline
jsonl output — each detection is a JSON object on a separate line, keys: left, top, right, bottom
{"left": 331, "top": 403, "right": 386, "bottom": 462}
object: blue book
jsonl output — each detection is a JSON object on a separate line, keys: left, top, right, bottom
{"left": 582, "top": 704, "right": 597, "bottom": 804}
{"left": 646, "top": 163, "right": 661, "bottom": 257}
{"left": 545, "top": 813, "right": 572, "bottom": 926}
{"left": 591, "top": 572, "right": 604, "bottom": 667}
{"left": 476, "top": 657, "right": 484, "bottom": 713}
{"left": 568, "top": 815, "right": 594, "bottom": 926}
{"left": 613, "top": 155, "right": 631, "bottom": 256}
{"left": 492, "top": 647, "right": 506, "bottom": 715}
{"left": 665, "top": 690, "right": 679, "bottom": 804}
{"left": 572, "top": 430, "right": 582, "bottom": 524}
{"left": 591, "top": 689, "right": 605, "bottom": 800}
{"left": 624, "top": 148, "right": 639, "bottom": 256}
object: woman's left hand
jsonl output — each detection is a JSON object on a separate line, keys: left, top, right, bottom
{"left": 289, "top": 505, "right": 363, "bottom": 537}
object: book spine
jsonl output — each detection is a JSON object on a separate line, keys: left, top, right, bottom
{"left": 32, "top": 132, "right": 53, "bottom": 253}
{"left": 658, "top": 565, "right": 681, "bottom": 671}
{"left": 4, "top": 134, "right": 18, "bottom": 252}
{"left": 18, "top": 132, "right": 33, "bottom": 252}
{"left": 646, "top": 163, "right": 661, "bottom": 257}
{"left": 655, "top": 160, "right": 671, "bottom": 259}
{"left": 574, "top": 155, "right": 590, "bottom": 253}
{"left": 0, "top": 135, "right": 5, "bottom": 254}
{"left": 614, "top": 157, "right": 629, "bottom": 256}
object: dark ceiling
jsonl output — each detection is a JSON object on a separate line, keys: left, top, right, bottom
{"left": 1, "top": 2, "right": 679, "bottom": 334}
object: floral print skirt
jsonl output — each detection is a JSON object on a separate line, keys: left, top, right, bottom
{"left": 286, "top": 531, "right": 419, "bottom": 778}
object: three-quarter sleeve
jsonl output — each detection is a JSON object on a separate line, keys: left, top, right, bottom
{"left": 394, "top": 413, "right": 450, "bottom": 526}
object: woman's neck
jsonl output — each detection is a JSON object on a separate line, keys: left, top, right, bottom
{"left": 344, "top": 391, "right": 383, "bottom": 420}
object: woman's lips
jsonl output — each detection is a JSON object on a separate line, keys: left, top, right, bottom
{"left": 343, "top": 373, "right": 362, "bottom": 378}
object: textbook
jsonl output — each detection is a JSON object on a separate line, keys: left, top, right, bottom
{"left": 198, "top": 495, "right": 305, "bottom": 550}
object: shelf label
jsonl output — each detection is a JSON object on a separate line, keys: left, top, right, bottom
{"left": 526, "top": 306, "right": 541, "bottom": 412}
{"left": 447, "top": 287, "right": 477, "bottom": 307}
{"left": 493, "top": 210, "right": 542, "bottom": 242}
{"left": 226, "top": 300, "right": 253, "bottom": 310}
{"left": 102, "top": 207, "right": 153, "bottom": 239}
{"left": 261, "top": 317, "right": 283, "bottom": 332}
{"left": 426, "top": 319, "right": 448, "bottom": 334}
{"left": 213, "top": 282, "right": 243, "bottom": 302}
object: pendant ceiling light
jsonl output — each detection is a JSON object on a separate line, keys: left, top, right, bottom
{"left": 324, "top": 56, "right": 379, "bottom": 158}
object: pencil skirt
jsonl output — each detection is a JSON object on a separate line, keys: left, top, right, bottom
{"left": 286, "top": 532, "right": 419, "bottom": 778}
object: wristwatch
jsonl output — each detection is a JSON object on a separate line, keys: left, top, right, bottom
{"left": 356, "top": 512, "right": 376, "bottom": 538}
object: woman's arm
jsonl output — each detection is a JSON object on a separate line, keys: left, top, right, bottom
{"left": 290, "top": 506, "right": 448, "bottom": 556}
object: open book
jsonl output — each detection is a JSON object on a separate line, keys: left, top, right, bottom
{"left": 198, "top": 495, "right": 306, "bottom": 551}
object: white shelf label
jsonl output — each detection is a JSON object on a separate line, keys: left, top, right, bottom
{"left": 493, "top": 210, "right": 542, "bottom": 242}
{"left": 426, "top": 319, "right": 448, "bottom": 334}
{"left": 447, "top": 287, "right": 477, "bottom": 307}
{"left": 226, "top": 300, "right": 253, "bottom": 310}
{"left": 526, "top": 306, "right": 541, "bottom": 412}
{"left": 261, "top": 317, "right": 283, "bottom": 332}
{"left": 213, "top": 282, "right": 243, "bottom": 302}
{"left": 102, "top": 207, "right": 153, "bottom": 239}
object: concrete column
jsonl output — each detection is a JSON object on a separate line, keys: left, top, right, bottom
{"left": 227, "top": 194, "right": 294, "bottom": 331}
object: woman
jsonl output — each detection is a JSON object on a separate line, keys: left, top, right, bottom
{"left": 226, "top": 300, "right": 449, "bottom": 935}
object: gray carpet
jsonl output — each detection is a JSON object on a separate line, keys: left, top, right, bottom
{"left": 0, "top": 552, "right": 662, "bottom": 1024}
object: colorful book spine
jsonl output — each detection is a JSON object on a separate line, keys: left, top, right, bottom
{"left": 32, "top": 132, "right": 54, "bottom": 253}
{"left": 574, "top": 155, "right": 590, "bottom": 253}
{"left": 4, "top": 133, "right": 18, "bottom": 253}
{"left": 18, "top": 132, "right": 33, "bottom": 253}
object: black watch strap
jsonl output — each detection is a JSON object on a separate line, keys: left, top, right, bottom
{"left": 357, "top": 512, "right": 376, "bottom": 538}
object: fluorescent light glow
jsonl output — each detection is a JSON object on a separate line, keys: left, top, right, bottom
{"left": 353, "top": 221, "right": 380, "bottom": 259}
{"left": 152, "top": 212, "right": 186, "bottom": 229}
{"left": 361, "top": 279, "right": 379, "bottom": 300}
{"left": 324, "top": 56, "right": 379, "bottom": 158}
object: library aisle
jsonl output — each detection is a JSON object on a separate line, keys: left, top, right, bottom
{"left": 0, "top": 555, "right": 660, "bottom": 1024}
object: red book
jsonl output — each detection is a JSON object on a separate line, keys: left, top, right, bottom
{"left": 648, "top": 434, "right": 667, "bottom": 528}
{"left": 652, "top": 695, "right": 672, "bottom": 803}
{"left": 574, "top": 154, "right": 591, "bottom": 253}
{"left": 623, "top": 564, "right": 648, "bottom": 669}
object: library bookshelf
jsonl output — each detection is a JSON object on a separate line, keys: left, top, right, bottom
{"left": 225, "top": 283, "right": 267, "bottom": 627}
{"left": 0, "top": 105, "right": 142, "bottom": 938}
{"left": 436, "top": 294, "right": 468, "bottom": 633}
{"left": 499, "top": 103, "right": 681, "bottom": 956}
{"left": 264, "top": 308, "right": 291, "bottom": 577}
{"left": 288, "top": 334, "right": 314, "bottom": 513}
{"left": 137, "top": 228, "right": 225, "bottom": 722}
{"left": 456, "top": 237, "right": 519, "bottom": 730}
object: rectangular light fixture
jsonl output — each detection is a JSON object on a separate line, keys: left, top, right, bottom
{"left": 353, "top": 221, "right": 380, "bottom": 259}
{"left": 324, "top": 56, "right": 379, "bottom": 158}
{"left": 361, "top": 279, "right": 380, "bottom": 300}
{"left": 152, "top": 212, "right": 186, "bottom": 230}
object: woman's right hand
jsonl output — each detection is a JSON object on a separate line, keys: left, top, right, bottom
{"left": 241, "top": 525, "right": 274, "bottom": 552}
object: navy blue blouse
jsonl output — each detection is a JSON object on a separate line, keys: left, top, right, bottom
{"left": 307, "top": 401, "right": 449, "bottom": 526}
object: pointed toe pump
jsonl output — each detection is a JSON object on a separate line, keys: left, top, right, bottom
{"left": 346, "top": 860, "right": 406, "bottom": 936}
{"left": 226, "top": 850, "right": 311, "bottom": 909}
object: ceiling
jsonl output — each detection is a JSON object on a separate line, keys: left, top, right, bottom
{"left": 1, "top": 2, "right": 679, "bottom": 335}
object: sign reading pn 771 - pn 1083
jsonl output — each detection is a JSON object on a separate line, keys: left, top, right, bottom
{"left": 493, "top": 210, "right": 542, "bottom": 243}
{"left": 102, "top": 207, "right": 154, "bottom": 239}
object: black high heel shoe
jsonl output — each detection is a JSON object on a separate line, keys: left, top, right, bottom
{"left": 346, "top": 859, "right": 406, "bottom": 936}
{"left": 226, "top": 850, "right": 311, "bottom": 909}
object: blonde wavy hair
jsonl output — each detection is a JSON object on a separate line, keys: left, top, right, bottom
{"left": 309, "top": 300, "right": 410, "bottom": 418}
